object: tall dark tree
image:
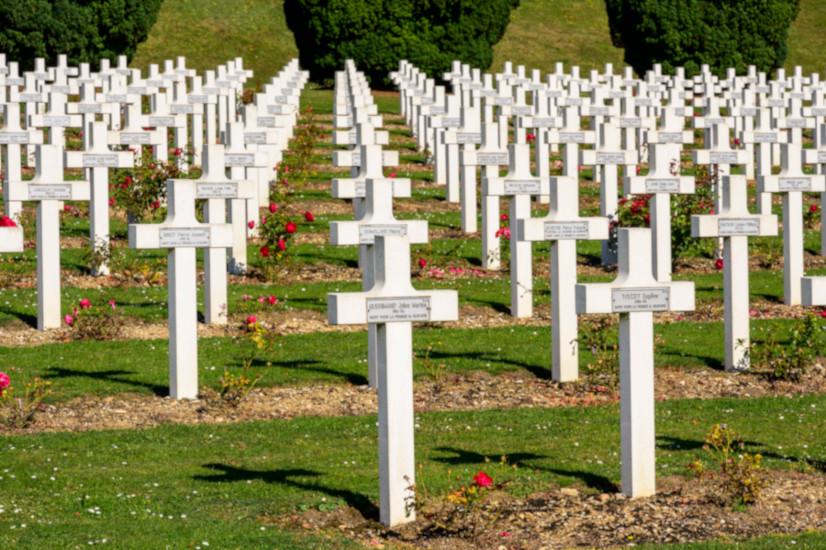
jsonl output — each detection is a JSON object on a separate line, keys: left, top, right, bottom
{"left": 605, "top": 0, "right": 801, "bottom": 77}
{"left": 0, "top": 0, "right": 164, "bottom": 71}
{"left": 284, "top": 0, "right": 520, "bottom": 88}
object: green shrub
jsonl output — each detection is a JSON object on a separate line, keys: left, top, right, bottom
{"left": 605, "top": 0, "right": 801, "bottom": 78}
{"left": 284, "top": 0, "right": 520, "bottom": 88}
{"left": 0, "top": 0, "right": 164, "bottom": 71}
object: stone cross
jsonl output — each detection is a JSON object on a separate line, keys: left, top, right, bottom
{"left": 64, "top": 121, "right": 134, "bottom": 275}
{"left": 691, "top": 175, "right": 777, "bottom": 370}
{"left": 627, "top": 142, "right": 695, "bottom": 281}
{"left": 111, "top": 101, "right": 166, "bottom": 156}
{"left": 758, "top": 143, "right": 826, "bottom": 305}
{"left": 691, "top": 122, "right": 750, "bottom": 218}
{"left": 741, "top": 109, "right": 787, "bottom": 214}
{"left": 0, "top": 101, "right": 44, "bottom": 220}
{"left": 330, "top": 178, "right": 428, "bottom": 387}
{"left": 576, "top": 227, "right": 695, "bottom": 498}
{"left": 129, "top": 179, "right": 233, "bottom": 399}
{"left": 6, "top": 145, "right": 90, "bottom": 330}
{"left": 194, "top": 145, "right": 258, "bottom": 324}
{"left": 328, "top": 234, "right": 458, "bottom": 527}
{"left": 482, "top": 142, "right": 547, "bottom": 317}
{"left": 580, "top": 121, "right": 637, "bottom": 264}
{"left": 441, "top": 102, "right": 482, "bottom": 208}
{"left": 517, "top": 169, "right": 608, "bottom": 382}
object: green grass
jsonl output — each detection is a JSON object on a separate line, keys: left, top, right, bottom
{"left": 1, "top": 394, "right": 824, "bottom": 548}
{"left": 130, "top": 0, "right": 826, "bottom": 84}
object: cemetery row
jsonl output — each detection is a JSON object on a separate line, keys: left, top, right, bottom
{"left": 1, "top": 54, "right": 825, "bottom": 537}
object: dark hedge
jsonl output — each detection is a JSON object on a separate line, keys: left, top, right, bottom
{"left": 284, "top": 0, "right": 519, "bottom": 88}
{"left": 604, "top": 0, "right": 801, "bottom": 78}
{"left": 0, "top": 0, "right": 164, "bottom": 71}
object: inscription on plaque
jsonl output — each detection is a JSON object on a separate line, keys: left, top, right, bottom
{"left": 645, "top": 179, "right": 680, "bottom": 193}
{"left": 148, "top": 116, "right": 175, "bottom": 127}
{"left": 754, "top": 133, "right": 777, "bottom": 143}
{"left": 170, "top": 105, "right": 194, "bottom": 114}
{"left": 442, "top": 118, "right": 461, "bottom": 127}
{"left": 354, "top": 182, "right": 366, "bottom": 198}
{"left": 244, "top": 133, "right": 267, "bottom": 144}
{"left": 202, "top": 87, "right": 221, "bottom": 95}
{"left": 619, "top": 118, "right": 641, "bottom": 128}
{"left": 611, "top": 287, "right": 670, "bottom": 312}
{"left": 740, "top": 107, "right": 758, "bottom": 116}
{"left": 596, "top": 152, "right": 626, "bottom": 164}
{"left": 106, "top": 94, "right": 127, "bottom": 103}
{"left": 83, "top": 155, "right": 119, "bottom": 168}
{"left": 718, "top": 218, "right": 760, "bottom": 236}
{"left": 493, "top": 97, "right": 513, "bottom": 106}
{"left": 785, "top": 119, "right": 806, "bottom": 128}
{"left": 778, "top": 178, "right": 812, "bottom": 191}
{"left": 127, "top": 87, "right": 147, "bottom": 95}
{"left": 818, "top": 152, "right": 826, "bottom": 163}
{"left": 531, "top": 117, "right": 555, "bottom": 127}
{"left": 197, "top": 183, "right": 237, "bottom": 199}
{"left": 430, "top": 106, "right": 447, "bottom": 115}
{"left": 0, "top": 133, "right": 30, "bottom": 144}
{"left": 812, "top": 108, "right": 826, "bottom": 117}
{"left": 160, "top": 228, "right": 211, "bottom": 247}
{"left": 457, "top": 133, "right": 482, "bottom": 144}
{"left": 559, "top": 132, "right": 585, "bottom": 143}
{"left": 51, "top": 86, "right": 70, "bottom": 94}
{"left": 512, "top": 106, "right": 532, "bottom": 115}
{"left": 359, "top": 225, "right": 408, "bottom": 245}
{"left": 588, "top": 107, "right": 610, "bottom": 116}
{"left": 225, "top": 153, "right": 255, "bottom": 166}
{"left": 767, "top": 99, "right": 784, "bottom": 107}
{"left": 257, "top": 117, "right": 276, "bottom": 127}
{"left": 268, "top": 105, "right": 284, "bottom": 115}
{"left": 544, "top": 221, "right": 589, "bottom": 240}
{"left": 43, "top": 116, "right": 71, "bottom": 127}
{"left": 78, "top": 104, "right": 102, "bottom": 113}
{"left": 504, "top": 180, "right": 542, "bottom": 195}
{"left": 187, "top": 95, "right": 209, "bottom": 104}
{"left": 635, "top": 98, "right": 652, "bottom": 106}
{"left": 477, "top": 153, "right": 508, "bottom": 165}
{"left": 121, "top": 133, "right": 151, "bottom": 144}
{"left": 275, "top": 96, "right": 288, "bottom": 104}
{"left": 710, "top": 152, "right": 739, "bottom": 164}
{"left": 29, "top": 184, "right": 72, "bottom": 200}
{"left": 565, "top": 98, "right": 583, "bottom": 106}
{"left": 20, "top": 93, "right": 42, "bottom": 102}
{"left": 658, "top": 132, "right": 683, "bottom": 143}
{"left": 366, "top": 297, "right": 431, "bottom": 323}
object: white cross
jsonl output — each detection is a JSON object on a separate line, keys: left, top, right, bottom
{"left": 576, "top": 227, "right": 694, "bottom": 498}
{"left": 0, "top": 101, "right": 44, "bottom": 221}
{"left": 691, "top": 175, "right": 777, "bottom": 370}
{"left": 328, "top": 234, "right": 458, "bottom": 527}
{"left": 129, "top": 179, "right": 233, "bottom": 399}
{"left": 6, "top": 145, "right": 90, "bottom": 330}
{"left": 64, "top": 121, "right": 134, "bottom": 275}
{"left": 758, "top": 143, "right": 826, "bottom": 305}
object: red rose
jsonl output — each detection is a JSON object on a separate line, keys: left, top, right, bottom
{"left": 269, "top": 204, "right": 278, "bottom": 213}
{"left": 473, "top": 471, "right": 492, "bottom": 488}
{"left": 419, "top": 258, "right": 427, "bottom": 268}
{"left": 277, "top": 239, "right": 287, "bottom": 251}
{"left": 304, "top": 211, "right": 315, "bottom": 222}
{"left": 259, "top": 246, "right": 270, "bottom": 258}
{"left": 715, "top": 258, "right": 723, "bottom": 269}
{"left": 285, "top": 222, "right": 297, "bottom": 233}
{"left": 248, "top": 220, "right": 255, "bottom": 229}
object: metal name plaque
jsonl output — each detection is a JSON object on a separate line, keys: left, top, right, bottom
{"left": 710, "top": 152, "right": 739, "bottom": 164}
{"left": 588, "top": 107, "right": 610, "bottom": 116}
{"left": 504, "top": 180, "right": 542, "bottom": 195}
{"left": 565, "top": 98, "right": 583, "bottom": 106}
{"left": 645, "top": 179, "right": 680, "bottom": 193}
{"left": 596, "top": 152, "right": 626, "bottom": 164}
{"left": 225, "top": 153, "right": 255, "bottom": 166}
{"left": 354, "top": 182, "right": 366, "bottom": 198}
{"left": 257, "top": 117, "right": 276, "bottom": 127}
{"left": 635, "top": 98, "right": 653, "bottom": 106}
{"left": 281, "top": 88, "right": 293, "bottom": 96}
{"left": 159, "top": 228, "right": 211, "bottom": 247}
{"left": 170, "top": 105, "right": 194, "bottom": 114}
{"left": 197, "top": 182, "right": 238, "bottom": 199}
{"left": 358, "top": 224, "right": 408, "bottom": 245}
{"left": 531, "top": 117, "right": 555, "bottom": 127}
{"left": 106, "top": 94, "right": 127, "bottom": 103}
{"left": 29, "top": 184, "right": 72, "bottom": 200}
{"left": 785, "top": 119, "right": 807, "bottom": 128}
{"left": 703, "top": 118, "right": 725, "bottom": 125}
{"left": 43, "top": 116, "right": 72, "bottom": 127}
{"left": 275, "top": 96, "right": 288, "bottom": 104}
{"left": 244, "top": 133, "right": 268, "bottom": 144}
{"left": 202, "top": 87, "right": 221, "bottom": 95}
{"left": 146, "top": 80, "right": 164, "bottom": 87}
{"left": 430, "top": 106, "right": 447, "bottom": 115}
{"left": 78, "top": 104, "right": 102, "bottom": 113}
{"left": 756, "top": 86, "right": 770, "bottom": 94}
{"left": 767, "top": 99, "right": 784, "bottom": 107}
{"left": 0, "top": 133, "right": 30, "bottom": 144}
{"left": 611, "top": 287, "right": 670, "bottom": 312}
{"left": 477, "top": 153, "right": 509, "bottom": 165}
{"left": 544, "top": 221, "right": 589, "bottom": 240}
{"left": 658, "top": 132, "right": 684, "bottom": 143}
{"left": 479, "top": 90, "right": 496, "bottom": 97}
{"left": 675, "top": 108, "right": 686, "bottom": 117}
{"left": 268, "top": 105, "right": 284, "bottom": 114}
{"left": 51, "top": 86, "right": 71, "bottom": 94}
{"left": 718, "top": 218, "right": 760, "bottom": 236}
{"left": 6, "top": 78, "right": 24, "bottom": 86}
{"left": 753, "top": 133, "right": 777, "bottom": 143}
{"left": 812, "top": 108, "right": 826, "bottom": 117}
{"left": 608, "top": 91, "right": 626, "bottom": 98}
{"left": 819, "top": 152, "right": 826, "bottom": 163}
{"left": 127, "top": 87, "right": 147, "bottom": 95}
{"left": 148, "top": 116, "right": 175, "bottom": 127}
{"left": 512, "top": 106, "right": 532, "bottom": 115}
{"left": 778, "top": 178, "right": 812, "bottom": 191}
{"left": 187, "top": 95, "right": 209, "bottom": 104}
{"left": 457, "top": 133, "right": 482, "bottom": 144}
{"left": 20, "top": 93, "right": 42, "bottom": 102}
{"left": 493, "top": 97, "right": 513, "bottom": 106}
{"left": 740, "top": 108, "right": 758, "bottom": 116}
{"left": 83, "top": 154, "right": 119, "bottom": 168}
{"left": 442, "top": 118, "right": 462, "bottom": 127}
{"left": 366, "top": 297, "right": 431, "bottom": 323}
{"left": 559, "top": 132, "right": 585, "bottom": 143}
{"left": 121, "top": 133, "right": 151, "bottom": 144}
{"left": 619, "top": 118, "right": 641, "bottom": 128}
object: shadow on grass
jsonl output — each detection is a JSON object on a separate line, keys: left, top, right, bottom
{"left": 430, "top": 447, "right": 546, "bottom": 468}
{"left": 43, "top": 366, "right": 168, "bottom": 396}
{"left": 425, "top": 349, "right": 545, "bottom": 377}
{"left": 545, "top": 468, "right": 619, "bottom": 493}
{"left": 261, "top": 359, "right": 368, "bottom": 386}
{"left": 195, "top": 464, "right": 379, "bottom": 520}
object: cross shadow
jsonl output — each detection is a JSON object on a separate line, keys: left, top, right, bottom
{"left": 194, "top": 464, "right": 379, "bottom": 520}
{"left": 656, "top": 349, "right": 724, "bottom": 371}
{"left": 0, "top": 310, "right": 38, "bottom": 329}
{"left": 430, "top": 446, "right": 546, "bottom": 467}
{"left": 545, "top": 468, "right": 618, "bottom": 493}
{"left": 468, "top": 298, "right": 511, "bottom": 315}
{"left": 262, "top": 359, "right": 368, "bottom": 386}
{"left": 425, "top": 349, "right": 544, "bottom": 375}
{"left": 43, "top": 366, "right": 168, "bottom": 396}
